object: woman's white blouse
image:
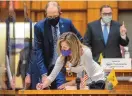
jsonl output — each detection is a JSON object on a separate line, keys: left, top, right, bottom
{"left": 47, "top": 46, "right": 105, "bottom": 84}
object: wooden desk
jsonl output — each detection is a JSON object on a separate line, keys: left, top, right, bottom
{"left": 18, "top": 90, "right": 132, "bottom": 96}
{"left": 1, "top": 85, "right": 132, "bottom": 96}
{"left": 66, "top": 70, "right": 132, "bottom": 81}
{"left": 0, "top": 90, "right": 15, "bottom": 95}
{"left": 17, "top": 85, "right": 132, "bottom": 96}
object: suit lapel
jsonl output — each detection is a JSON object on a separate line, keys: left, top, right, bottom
{"left": 106, "top": 21, "right": 114, "bottom": 46}
{"left": 98, "top": 20, "right": 115, "bottom": 46}
{"left": 44, "top": 20, "right": 53, "bottom": 44}
{"left": 97, "top": 20, "right": 105, "bottom": 46}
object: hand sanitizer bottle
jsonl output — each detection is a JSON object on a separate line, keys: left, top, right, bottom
{"left": 124, "top": 47, "right": 130, "bottom": 58}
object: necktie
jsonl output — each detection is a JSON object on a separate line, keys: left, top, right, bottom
{"left": 52, "top": 26, "right": 58, "bottom": 65}
{"left": 103, "top": 24, "right": 108, "bottom": 45}
{"left": 53, "top": 26, "right": 58, "bottom": 44}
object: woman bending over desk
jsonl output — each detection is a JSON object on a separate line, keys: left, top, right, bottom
{"left": 36, "top": 32, "right": 105, "bottom": 90}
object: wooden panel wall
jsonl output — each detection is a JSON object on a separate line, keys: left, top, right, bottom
{"left": 14, "top": 1, "right": 30, "bottom": 10}
{"left": 0, "top": 1, "right": 132, "bottom": 88}
{"left": 58, "top": 1, "right": 87, "bottom": 10}
{"left": 0, "top": 1, "right": 132, "bottom": 36}
{"left": 61, "top": 11, "right": 86, "bottom": 36}
{"left": 87, "top": 1, "right": 118, "bottom": 23}
{"left": 118, "top": 1, "right": 132, "bottom": 10}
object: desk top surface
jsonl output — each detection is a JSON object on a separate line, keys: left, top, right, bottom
{"left": 18, "top": 90, "right": 132, "bottom": 95}
{"left": 105, "top": 69, "right": 132, "bottom": 72}
{"left": 0, "top": 89, "right": 132, "bottom": 95}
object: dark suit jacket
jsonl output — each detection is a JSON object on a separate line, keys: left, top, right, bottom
{"left": 27, "top": 18, "right": 82, "bottom": 89}
{"left": 16, "top": 47, "right": 30, "bottom": 80}
{"left": 27, "top": 50, "right": 40, "bottom": 89}
{"left": 83, "top": 19, "right": 129, "bottom": 62}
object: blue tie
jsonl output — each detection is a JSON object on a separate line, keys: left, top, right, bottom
{"left": 103, "top": 24, "right": 108, "bottom": 45}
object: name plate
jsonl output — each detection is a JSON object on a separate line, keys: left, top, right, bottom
{"left": 65, "top": 86, "right": 89, "bottom": 90}
{"left": 101, "top": 58, "right": 132, "bottom": 70}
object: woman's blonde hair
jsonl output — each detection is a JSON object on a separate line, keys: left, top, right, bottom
{"left": 57, "top": 32, "right": 82, "bottom": 67}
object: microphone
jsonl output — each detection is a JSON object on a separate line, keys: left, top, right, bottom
{"left": 76, "top": 77, "right": 81, "bottom": 90}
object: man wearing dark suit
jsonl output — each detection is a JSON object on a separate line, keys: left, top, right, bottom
{"left": 25, "top": 1, "right": 82, "bottom": 89}
{"left": 83, "top": 5, "right": 129, "bottom": 63}
{"left": 16, "top": 38, "right": 31, "bottom": 88}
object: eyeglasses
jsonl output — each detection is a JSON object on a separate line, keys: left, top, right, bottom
{"left": 47, "top": 15, "right": 59, "bottom": 19}
{"left": 102, "top": 12, "right": 112, "bottom": 16}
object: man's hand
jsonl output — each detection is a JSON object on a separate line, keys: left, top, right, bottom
{"left": 41, "top": 77, "right": 51, "bottom": 89}
{"left": 36, "top": 83, "right": 43, "bottom": 90}
{"left": 1, "top": 82, "right": 7, "bottom": 89}
{"left": 120, "top": 21, "right": 127, "bottom": 36}
{"left": 25, "top": 74, "right": 31, "bottom": 89}
{"left": 10, "top": 76, "right": 15, "bottom": 90}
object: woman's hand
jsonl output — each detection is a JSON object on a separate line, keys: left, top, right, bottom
{"left": 36, "top": 77, "right": 51, "bottom": 90}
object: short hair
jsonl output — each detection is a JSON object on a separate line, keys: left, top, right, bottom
{"left": 100, "top": 5, "right": 112, "bottom": 13}
{"left": 44, "top": 1, "right": 61, "bottom": 14}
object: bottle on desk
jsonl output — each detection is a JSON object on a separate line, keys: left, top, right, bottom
{"left": 105, "top": 81, "right": 113, "bottom": 90}
{"left": 124, "top": 47, "right": 130, "bottom": 58}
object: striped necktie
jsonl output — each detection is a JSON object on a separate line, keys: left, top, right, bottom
{"left": 52, "top": 26, "right": 58, "bottom": 65}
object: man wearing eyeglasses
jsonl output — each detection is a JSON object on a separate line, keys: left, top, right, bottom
{"left": 83, "top": 5, "right": 129, "bottom": 63}
{"left": 25, "top": 1, "right": 82, "bottom": 89}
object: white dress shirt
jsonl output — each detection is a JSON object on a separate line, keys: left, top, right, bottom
{"left": 51, "top": 23, "right": 60, "bottom": 39}
{"left": 101, "top": 19, "right": 126, "bottom": 40}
